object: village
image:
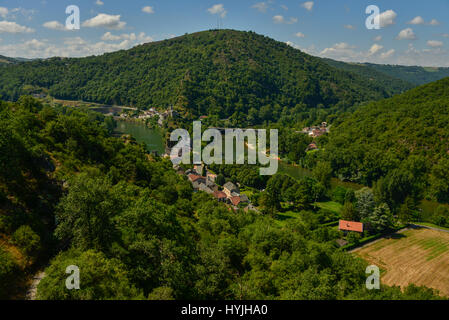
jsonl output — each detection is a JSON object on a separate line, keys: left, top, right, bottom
{"left": 173, "top": 163, "right": 258, "bottom": 212}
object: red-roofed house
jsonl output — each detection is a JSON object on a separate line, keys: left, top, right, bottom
{"left": 213, "top": 190, "right": 228, "bottom": 203}
{"left": 230, "top": 196, "right": 241, "bottom": 206}
{"left": 339, "top": 220, "right": 364, "bottom": 233}
{"left": 188, "top": 174, "right": 206, "bottom": 184}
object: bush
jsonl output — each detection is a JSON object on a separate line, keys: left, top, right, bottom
{"left": 346, "top": 232, "right": 361, "bottom": 245}
{"left": 11, "top": 225, "right": 41, "bottom": 260}
{"left": 332, "top": 186, "right": 347, "bottom": 204}
{"left": 0, "top": 247, "right": 20, "bottom": 299}
{"left": 433, "top": 206, "right": 449, "bottom": 228}
{"left": 37, "top": 249, "right": 144, "bottom": 300}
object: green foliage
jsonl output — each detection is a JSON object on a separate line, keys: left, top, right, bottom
{"left": 433, "top": 205, "right": 449, "bottom": 228}
{"left": 312, "top": 162, "right": 332, "bottom": 189}
{"left": 0, "top": 247, "right": 20, "bottom": 299}
{"left": 37, "top": 249, "right": 144, "bottom": 300}
{"left": 11, "top": 225, "right": 41, "bottom": 260}
{"left": 323, "top": 58, "right": 414, "bottom": 95}
{"left": 332, "top": 186, "right": 347, "bottom": 204}
{"left": 0, "top": 30, "right": 397, "bottom": 126}
{"left": 1, "top": 96, "right": 444, "bottom": 300}
{"left": 321, "top": 78, "right": 449, "bottom": 205}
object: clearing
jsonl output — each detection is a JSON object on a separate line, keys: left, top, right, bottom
{"left": 354, "top": 227, "right": 449, "bottom": 297}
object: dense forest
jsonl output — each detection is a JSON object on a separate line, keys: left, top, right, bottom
{"left": 0, "top": 30, "right": 406, "bottom": 125}
{"left": 323, "top": 58, "right": 414, "bottom": 95}
{"left": 308, "top": 77, "right": 449, "bottom": 211}
{"left": 364, "top": 63, "right": 449, "bottom": 86}
{"left": 324, "top": 59, "right": 449, "bottom": 87}
{"left": 0, "top": 96, "right": 443, "bottom": 300}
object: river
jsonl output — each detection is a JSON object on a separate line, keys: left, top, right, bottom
{"left": 110, "top": 118, "right": 446, "bottom": 218}
{"left": 114, "top": 120, "right": 165, "bottom": 155}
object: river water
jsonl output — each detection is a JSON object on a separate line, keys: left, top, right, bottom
{"left": 111, "top": 118, "right": 445, "bottom": 218}
{"left": 114, "top": 120, "right": 165, "bottom": 155}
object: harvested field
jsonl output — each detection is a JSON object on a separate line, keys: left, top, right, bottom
{"left": 354, "top": 227, "right": 449, "bottom": 297}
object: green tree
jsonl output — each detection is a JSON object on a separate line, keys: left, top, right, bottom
{"left": 37, "top": 249, "right": 143, "bottom": 300}
{"left": 312, "top": 162, "right": 332, "bottom": 189}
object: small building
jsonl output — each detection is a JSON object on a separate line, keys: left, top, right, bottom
{"left": 339, "top": 220, "right": 364, "bottom": 233}
{"left": 223, "top": 182, "right": 239, "bottom": 198}
{"left": 207, "top": 172, "right": 217, "bottom": 182}
{"left": 306, "top": 143, "right": 318, "bottom": 152}
{"left": 239, "top": 194, "right": 249, "bottom": 204}
{"left": 198, "top": 183, "right": 214, "bottom": 194}
{"left": 213, "top": 191, "right": 228, "bottom": 202}
{"left": 230, "top": 196, "right": 241, "bottom": 207}
{"left": 188, "top": 174, "right": 206, "bottom": 185}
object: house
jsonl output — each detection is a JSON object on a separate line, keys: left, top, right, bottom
{"left": 206, "top": 179, "right": 217, "bottom": 191}
{"left": 306, "top": 143, "right": 318, "bottom": 151}
{"left": 339, "top": 220, "right": 364, "bottom": 233}
{"left": 213, "top": 190, "right": 228, "bottom": 202}
{"left": 188, "top": 174, "right": 206, "bottom": 184}
{"left": 223, "top": 182, "right": 239, "bottom": 198}
{"left": 207, "top": 172, "right": 217, "bottom": 182}
{"left": 230, "top": 196, "right": 241, "bottom": 206}
{"left": 239, "top": 194, "right": 249, "bottom": 204}
{"left": 194, "top": 164, "right": 204, "bottom": 176}
{"left": 198, "top": 183, "right": 214, "bottom": 194}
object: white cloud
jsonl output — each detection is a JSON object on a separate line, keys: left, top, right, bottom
{"left": 82, "top": 13, "right": 126, "bottom": 30}
{"left": 273, "top": 15, "right": 297, "bottom": 24}
{"left": 0, "top": 7, "right": 8, "bottom": 18}
{"left": 380, "top": 49, "right": 395, "bottom": 59}
{"left": 320, "top": 42, "right": 358, "bottom": 59}
{"left": 442, "top": 33, "right": 449, "bottom": 38}
{"left": 101, "top": 31, "right": 153, "bottom": 43}
{"left": 344, "top": 24, "right": 355, "bottom": 30}
{"left": 427, "top": 40, "right": 443, "bottom": 48}
{"left": 0, "top": 34, "right": 153, "bottom": 59}
{"left": 369, "top": 43, "right": 383, "bottom": 55}
{"left": 208, "top": 4, "right": 227, "bottom": 18}
{"left": 295, "top": 32, "right": 305, "bottom": 38}
{"left": 374, "top": 35, "right": 382, "bottom": 42}
{"left": 378, "top": 10, "right": 397, "bottom": 28}
{"left": 429, "top": 19, "right": 440, "bottom": 26}
{"left": 252, "top": 2, "right": 268, "bottom": 13}
{"left": 281, "top": 5, "right": 288, "bottom": 11}
{"left": 408, "top": 16, "right": 424, "bottom": 25}
{"left": 286, "top": 41, "right": 300, "bottom": 49}
{"left": 301, "top": 1, "right": 314, "bottom": 11}
{"left": 43, "top": 21, "right": 66, "bottom": 31}
{"left": 0, "top": 21, "right": 34, "bottom": 33}
{"left": 396, "top": 28, "right": 416, "bottom": 40}
{"left": 95, "top": 0, "right": 104, "bottom": 6}
{"left": 142, "top": 6, "right": 154, "bottom": 14}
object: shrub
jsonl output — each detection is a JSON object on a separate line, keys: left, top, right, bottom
{"left": 11, "top": 225, "right": 41, "bottom": 260}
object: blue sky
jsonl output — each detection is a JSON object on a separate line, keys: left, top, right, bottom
{"left": 0, "top": 0, "right": 448, "bottom": 66}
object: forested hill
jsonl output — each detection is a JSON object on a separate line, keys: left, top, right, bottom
{"left": 0, "top": 55, "right": 18, "bottom": 65}
{"left": 0, "top": 29, "right": 400, "bottom": 122}
{"left": 322, "top": 58, "right": 414, "bottom": 95}
{"left": 324, "top": 58, "right": 449, "bottom": 87}
{"left": 365, "top": 64, "right": 449, "bottom": 86}
{"left": 323, "top": 77, "right": 449, "bottom": 204}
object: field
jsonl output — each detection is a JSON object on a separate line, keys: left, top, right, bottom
{"left": 354, "top": 227, "right": 449, "bottom": 297}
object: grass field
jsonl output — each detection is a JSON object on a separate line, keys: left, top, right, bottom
{"left": 354, "top": 227, "right": 449, "bottom": 297}
{"left": 316, "top": 201, "right": 343, "bottom": 215}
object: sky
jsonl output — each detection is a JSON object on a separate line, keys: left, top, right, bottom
{"left": 0, "top": 0, "right": 448, "bottom": 66}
